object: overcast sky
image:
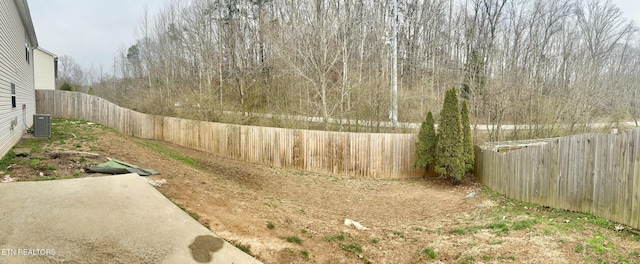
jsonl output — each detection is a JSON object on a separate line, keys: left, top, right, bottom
{"left": 29, "top": 0, "right": 165, "bottom": 72}
{"left": 28, "top": 0, "right": 640, "bottom": 73}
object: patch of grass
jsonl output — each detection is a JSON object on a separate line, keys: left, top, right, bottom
{"left": 460, "top": 256, "right": 475, "bottom": 264}
{"left": 587, "top": 233, "right": 613, "bottom": 254}
{"left": 574, "top": 243, "right": 584, "bottom": 253}
{"left": 414, "top": 227, "right": 424, "bottom": 231}
{"left": 172, "top": 201, "right": 199, "bottom": 221}
{"left": 137, "top": 140, "right": 198, "bottom": 167}
{"left": 450, "top": 228, "right": 467, "bottom": 235}
{"left": 393, "top": 231, "right": 405, "bottom": 238}
{"left": 28, "top": 159, "right": 40, "bottom": 168}
{"left": 89, "top": 146, "right": 103, "bottom": 152}
{"left": 630, "top": 250, "right": 640, "bottom": 257}
{"left": 370, "top": 238, "right": 379, "bottom": 244}
{"left": 497, "top": 255, "right": 516, "bottom": 261}
{"left": 44, "top": 164, "right": 57, "bottom": 171}
{"left": 511, "top": 219, "right": 537, "bottom": 231}
{"left": 266, "top": 221, "right": 275, "bottom": 229}
{"left": 0, "top": 150, "right": 17, "bottom": 169}
{"left": 300, "top": 250, "right": 309, "bottom": 260}
{"left": 419, "top": 247, "right": 436, "bottom": 260}
{"left": 482, "top": 255, "right": 492, "bottom": 261}
{"left": 590, "top": 218, "right": 615, "bottom": 230}
{"left": 300, "top": 228, "right": 307, "bottom": 234}
{"left": 15, "top": 138, "right": 46, "bottom": 153}
{"left": 282, "top": 236, "right": 302, "bottom": 244}
{"left": 489, "top": 240, "right": 503, "bottom": 245}
{"left": 616, "top": 255, "right": 632, "bottom": 264}
{"left": 486, "top": 221, "right": 510, "bottom": 235}
{"left": 339, "top": 243, "right": 362, "bottom": 254}
{"left": 229, "top": 240, "right": 251, "bottom": 254}
{"left": 543, "top": 227, "right": 557, "bottom": 236}
{"left": 325, "top": 233, "right": 345, "bottom": 242}
{"left": 79, "top": 156, "right": 87, "bottom": 163}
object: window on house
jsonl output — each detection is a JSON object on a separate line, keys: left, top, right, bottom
{"left": 11, "top": 83, "right": 16, "bottom": 108}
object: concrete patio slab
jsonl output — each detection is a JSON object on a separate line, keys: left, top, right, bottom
{"left": 0, "top": 174, "right": 262, "bottom": 264}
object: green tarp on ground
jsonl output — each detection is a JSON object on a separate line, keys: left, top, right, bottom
{"left": 86, "top": 160, "right": 159, "bottom": 176}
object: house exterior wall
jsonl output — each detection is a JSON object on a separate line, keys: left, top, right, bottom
{"left": 34, "top": 48, "right": 56, "bottom": 90}
{"left": 0, "top": 0, "right": 38, "bottom": 158}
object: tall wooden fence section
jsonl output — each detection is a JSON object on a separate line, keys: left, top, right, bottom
{"left": 36, "top": 90, "right": 640, "bottom": 228}
{"left": 36, "top": 90, "right": 422, "bottom": 179}
{"left": 476, "top": 131, "right": 640, "bottom": 229}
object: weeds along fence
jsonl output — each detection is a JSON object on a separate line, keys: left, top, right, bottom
{"left": 476, "top": 131, "right": 640, "bottom": 229}
{"left": 36, "top": 90, "right": 422, "bottom": 179}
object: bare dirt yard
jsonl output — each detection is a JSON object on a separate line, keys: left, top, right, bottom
{"left": 1, "top": 119, "right": 639, "bottom": 264}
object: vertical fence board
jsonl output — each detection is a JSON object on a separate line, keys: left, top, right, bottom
{"left": 632, "top": 129, "right": 640, "bottom": 227}
{"left": 583, "top": 135, "right": 595, "bottom": 214}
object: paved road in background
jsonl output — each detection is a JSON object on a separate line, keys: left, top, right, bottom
{"left": 222, "top": 111, "right": 638, "bottom": 131}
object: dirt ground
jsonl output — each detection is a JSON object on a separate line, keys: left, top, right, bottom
{"left": 2, "top": 119, "right": 639, "bottom": 264}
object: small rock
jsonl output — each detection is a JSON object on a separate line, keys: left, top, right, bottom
{"left": 1, "top": 175, "right": 15, "bottom": 183}
{"left": 564, "top": 220, "right": 570, "bottom": 223}
{"left": 39, "top": 172, "right": 44, "bottom": 177}
{"left": 344, "top": 218, "right": 369, "bottom": 230}
{"left": 145, "top": 178, "right": 167, "bottom": 187}
{"left": 463, "top": 192, "right": 477, "bottom": 199}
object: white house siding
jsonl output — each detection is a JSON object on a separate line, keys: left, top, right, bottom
{"left": 34, "top": 48, "right": 56, "bottom": 90}
{"left": 0, "top": 0, "right": 37, "bottom": 158}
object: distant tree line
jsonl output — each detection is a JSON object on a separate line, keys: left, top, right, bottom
{"left": 58, "top": 0, "right": 639, "bottom": 140}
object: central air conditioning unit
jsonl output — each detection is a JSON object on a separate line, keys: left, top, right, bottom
{"left": 33, "top": 114, "right": 51, "bottom": 137}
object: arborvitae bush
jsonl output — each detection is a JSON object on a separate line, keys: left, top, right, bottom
{"left": 434, "top": 88, "right": 465, "bottom": 183}
{"left": 414, "top": 111, "right": 437, "bottom": 171}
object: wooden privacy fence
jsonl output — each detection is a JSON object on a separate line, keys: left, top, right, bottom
{"left": 36, "top": 90, "right": 422, "bottom": 179}
{"left": 476, "top": 130, "right": 640, "bottom": 229}
{"left": 36, "top": 90, "right": 640, "bottom": 228}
